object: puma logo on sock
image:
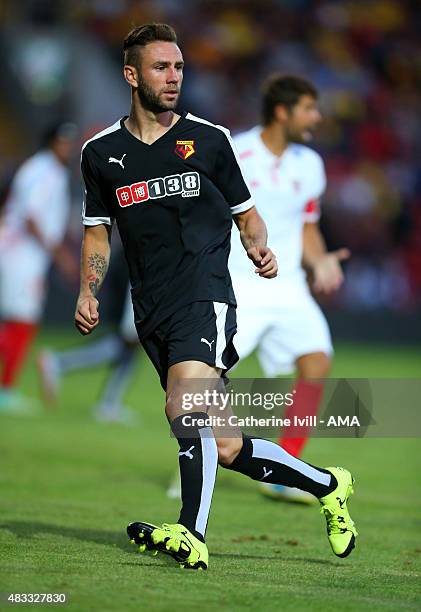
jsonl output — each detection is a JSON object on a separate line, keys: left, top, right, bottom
{"left": 179, "top": 445, "right": 195, "bottom": 460}
{"left": 260, "top": 466, "right": 273, "bottom": 480}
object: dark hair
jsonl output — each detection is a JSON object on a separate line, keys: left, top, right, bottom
{"left": 41, "top": 121, "right": 77, "bottom": 148}
{"left": 123, "top": 23, "right": 177, "bottom": 66}
{"left": 261, "top": 75, "right": 318, "bottom": 125}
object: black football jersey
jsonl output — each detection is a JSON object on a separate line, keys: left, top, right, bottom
{"left": 81, "top": 111, "right": 253, "bottom": 338}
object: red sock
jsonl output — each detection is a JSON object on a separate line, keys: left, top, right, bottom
{"left": 0, "top": 321, "right": 38, "bottom": 387}
{"left": 279, "top": 379, "right": 324, "bottom": 458}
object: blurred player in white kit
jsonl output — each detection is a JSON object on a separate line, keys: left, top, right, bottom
{"left": 0, "top": 122, "right": 76, "bottom": 411}
{"left": 229, "top": 75, "right": 350, "bottom": 503}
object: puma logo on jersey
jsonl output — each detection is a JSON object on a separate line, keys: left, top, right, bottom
{"left": 200, "top": 337, "right": 215, "bottom": 351}
{"left": 260, "top": 467, "right": 273, "bottom": 481}
{"left": 179, "top": 445, "right": 195, "bottom": 460}
{"left": 108, "top": 153, "right": 126, "bottom": 169}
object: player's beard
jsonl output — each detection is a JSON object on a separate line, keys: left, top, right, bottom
{"left": 287, "top": 125, "right": 314, "bottom": 144}
{"left": 137, "top": 75, "right": 179, "bottom": 113}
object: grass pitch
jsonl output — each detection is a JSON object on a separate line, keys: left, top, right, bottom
{"left": 1, "top": 331, "right": 420, "bottom": 611}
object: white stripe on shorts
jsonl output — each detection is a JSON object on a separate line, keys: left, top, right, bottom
{"left": 213, "top": 301, "right": 228, "bottom": 369}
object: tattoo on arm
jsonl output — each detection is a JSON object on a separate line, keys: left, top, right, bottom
{"left": 87, "top": 252, "right": 107, "bottom": 296}
{"left": 88, "top": 276, "right": 99, "bottom": 296}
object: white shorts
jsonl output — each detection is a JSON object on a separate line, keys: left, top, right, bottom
{"left": 119, "top": 285, "right": 138, "bottom": 342}
{"left": 233, "top": 275, "right": 333, "bottom": 376}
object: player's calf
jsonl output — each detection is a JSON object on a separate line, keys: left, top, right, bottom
{"left": 216, "top": 436, "right": 243, "bottom": 466}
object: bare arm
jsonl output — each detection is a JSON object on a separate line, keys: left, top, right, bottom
{"left": 302, "top": 222, "right": 350, "bottom": 293}
{"left": 233, "top": 206, "right": 277, "bottom": 278}
{"left": 74, "top": 224, "right": 111, "bottom": 335}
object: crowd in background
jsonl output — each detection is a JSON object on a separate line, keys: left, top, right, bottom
{"left": 0, "top": 0, "right": 420, "bottom": 314}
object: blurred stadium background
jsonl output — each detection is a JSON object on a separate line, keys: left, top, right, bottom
{"left": 1, "top": 0, "right": 420, "bottom": 341}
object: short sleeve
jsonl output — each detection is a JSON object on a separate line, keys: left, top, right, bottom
{"left": 81, "top": 146, "right": 113, "bottom": 226}
{"left": 303, "top": 154, "right": 326, "bottom": 223}
{"left": 213, "top": 130, "right": 254, "bottom": 215}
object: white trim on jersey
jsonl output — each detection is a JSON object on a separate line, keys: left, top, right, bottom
{"left": 185, "top": 111, "right": 230, "bottom": 135}
{"left": 251, "top": 438, "right": 331, "bottom": 486}
{"left": 81, "top": 120, "right": 122, "bottom": 226}
{"left": 185, "top": 113, "right": 255, "bottom": 215}
{"left": 195, "top": 427, "right": 218, "bottom": 537}
{"left": 303, "top": 197, "right": 322, "bottom": 224}
{"left": 82, "top": 181, "right": 113, "bottom": 226}
{"left": 231, "top": 197, "right": 254, "bottom": 215}
{"left": 213, "top": 301, "right": 228, "bottom": 369}
{"left": 81, "top": 119, "right": 122, "bottom": 152}
{"left": 303, "top": 212, "right": 320, "bottom": 223}
{"left": 82, "top": 215, "right": 113, "bottom": 227}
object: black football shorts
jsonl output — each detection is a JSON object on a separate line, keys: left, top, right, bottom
{"left": 138, "top": 301, "right": 238, "bottom": 390}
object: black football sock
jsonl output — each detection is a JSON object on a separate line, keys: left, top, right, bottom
{"left": 171, "top": 412, "right": 218, "bottom": 542}
{"left": 224, "top": 435, "right": 337, "bottom": 498}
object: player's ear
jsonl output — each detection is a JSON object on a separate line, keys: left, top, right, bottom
{"left": 273, "top": 104, "right": 289, "bottom": 124}
{"left": 124, "top": 64, "right": 139, "bottom": 88}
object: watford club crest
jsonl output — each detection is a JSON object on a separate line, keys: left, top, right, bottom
{"left": 175, "top": 140, "right": 195, "bottom": 160}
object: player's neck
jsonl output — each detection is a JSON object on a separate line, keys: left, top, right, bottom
{"left": 48, "top": 145, "right": 67, "bottom": 167}
{"left": 260, "top": 125, "right": 288, "bottom": 157}
{"left": 125, "top": 103, "right": 181, "bottom": 145}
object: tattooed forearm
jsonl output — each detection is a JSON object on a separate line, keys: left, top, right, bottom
{"left": 88, "top": 253, "right": 107, "bottom": 276}
{"left": 79, "top": 225, "right": 111, "bottom": 300}
{"left": 87, "top": 252, "right": 108, "bottom": 296}
{"left": 88, "top": 276, "right": 100, "bottom": 296}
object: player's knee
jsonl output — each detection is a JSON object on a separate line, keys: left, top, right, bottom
{"left": 165, "top": 391, "right": 181, "bottom": 421}
{"left": 216, "top": 437, "right": 243, "bottom": 466}
{"left": 297, "top": 352, "right": 331, "bottom": 378}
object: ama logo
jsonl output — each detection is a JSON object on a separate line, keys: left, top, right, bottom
{"left": 175, "top": 140, "right": 195, "bottom": 160}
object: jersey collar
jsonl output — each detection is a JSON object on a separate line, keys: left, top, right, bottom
{"left": 120, "top": 110, "right": 187, "bottom": 147}
{"left": 252, "top": 125, "right": 291, "bottom": 164}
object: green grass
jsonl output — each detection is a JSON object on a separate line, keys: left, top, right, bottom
{"left": 1, "top": 330, "right": 421, "bottom": 611}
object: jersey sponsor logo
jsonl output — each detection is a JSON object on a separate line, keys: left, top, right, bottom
{"left": 116, "top": 172, "right": 200, "bottom": 207}
{"left": 175, "top": 140, "right": 195, "bottom": 160}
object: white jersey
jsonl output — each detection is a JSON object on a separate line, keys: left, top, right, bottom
{"left": 0, "top": 150, "right": 70, "bottom": 321}
{"left": 0, "top": 150, "right": 70, "bottom": 271}
{"left": 229, "top": 126, "right": 326, "bottom": 283}
{"left": 229, "top": 127, "right": 332, "bottom": 373}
